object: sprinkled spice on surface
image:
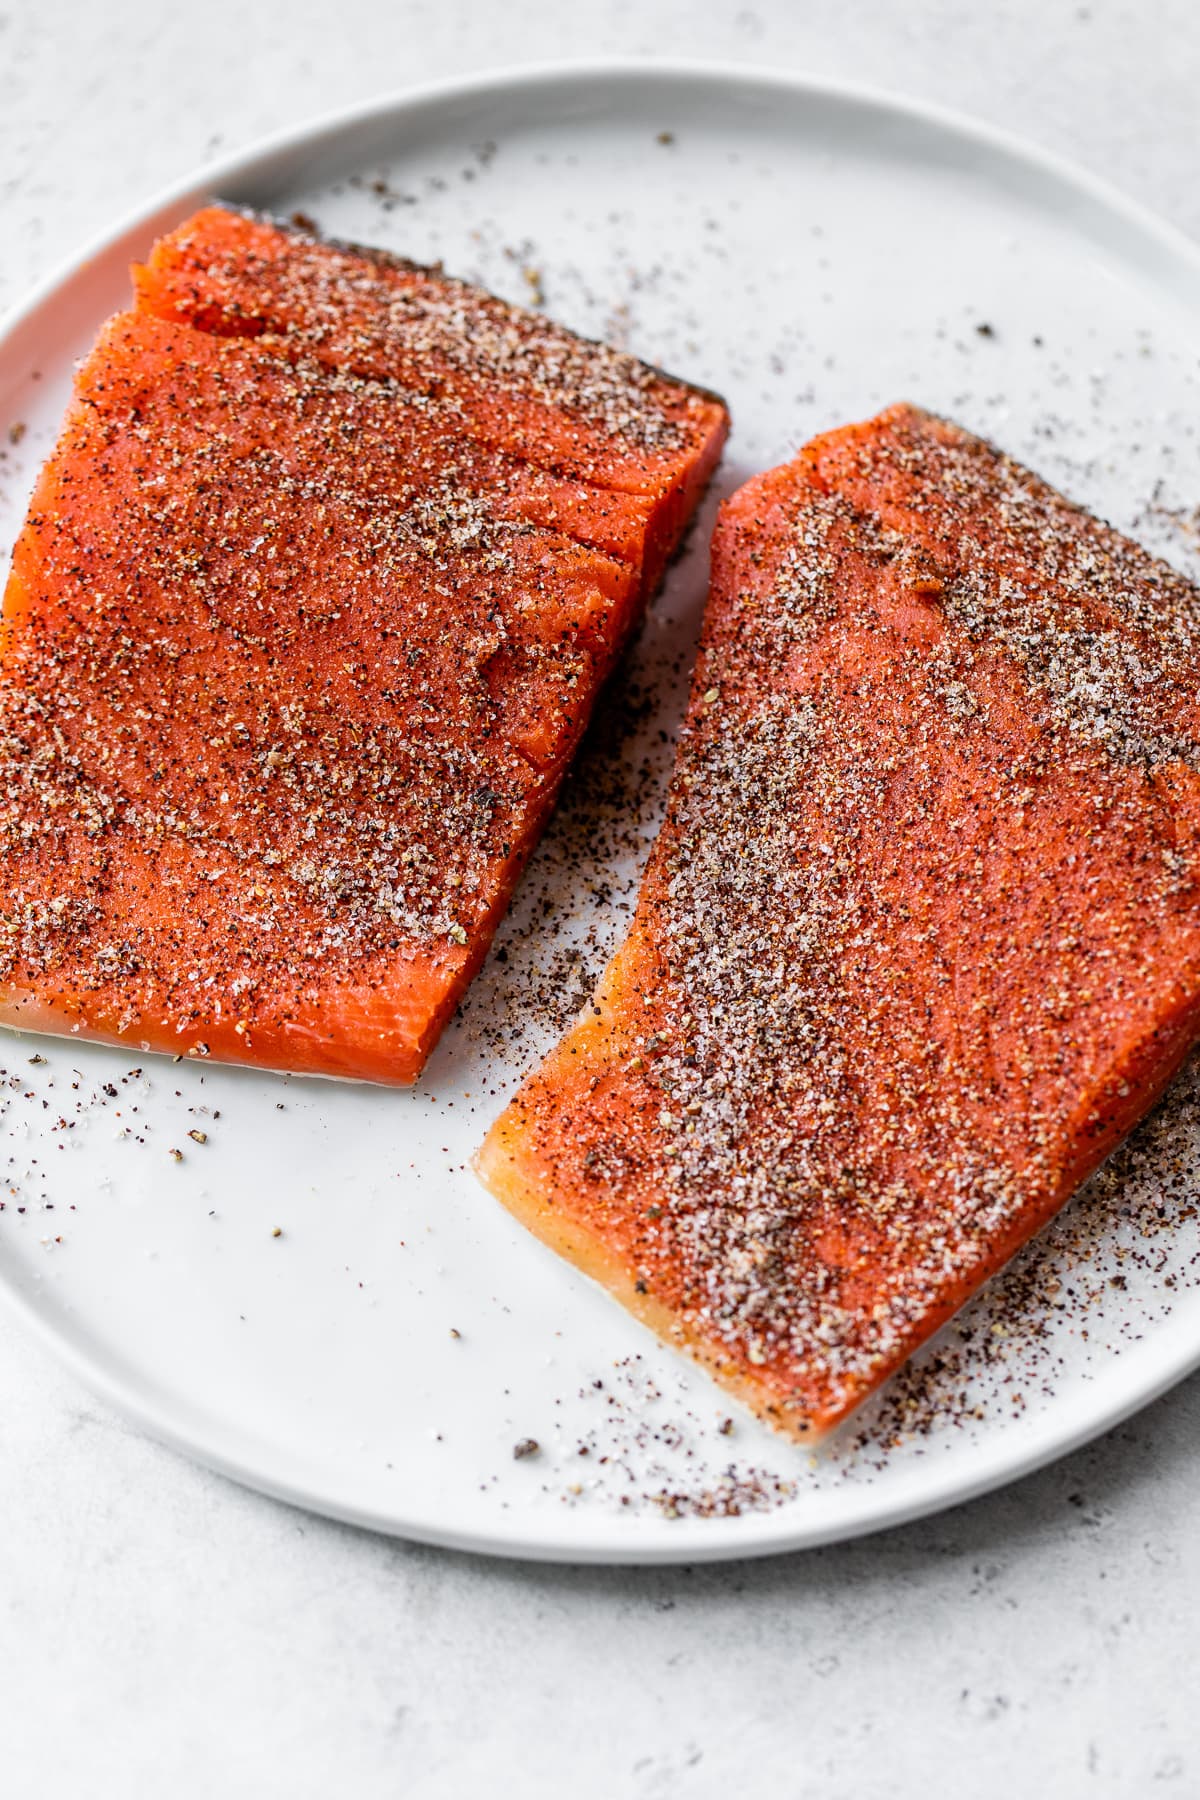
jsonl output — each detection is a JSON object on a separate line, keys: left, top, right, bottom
{"left": 136, "top": 206, "right": 726, "bottom": 481}
{"left": 478, "top": 403, "right": 1200, "bottom": 1444}
{"left": 0, "top": 208, "right": 727, "bottom": 1086}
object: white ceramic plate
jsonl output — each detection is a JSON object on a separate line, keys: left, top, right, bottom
{"left": 3, "top": 63, "right": 1200, "bottom": 1564}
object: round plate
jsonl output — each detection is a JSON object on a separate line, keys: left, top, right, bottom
{"left": 3, "top": 63, "right": 1200, "bottom": 1564}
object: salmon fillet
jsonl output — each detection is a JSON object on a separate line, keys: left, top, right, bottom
{"left": 134, "top": 206, "right": 729, "bottom": 597}
{"left": 0, "top": 219, "right": 728, "bottom": 1081}
{"left": 476, "top": 404, "right": 1200, "bottom": 1438}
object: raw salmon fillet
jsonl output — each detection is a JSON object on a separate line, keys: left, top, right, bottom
{"left": 134, "top": 206, "right": 729, "bottom": 597}
{"left": 476, "top": 404, "right": 1200, "bottom": 1438}
{"left": 0, "top": 218, "right": 727, "bottom": 1083}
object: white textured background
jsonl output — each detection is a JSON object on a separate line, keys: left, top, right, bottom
{"left": 3, "top": 3, "right": 1200, "bottom": 1794}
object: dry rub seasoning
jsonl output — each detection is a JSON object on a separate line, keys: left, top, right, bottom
{"left": 477, "top": 404, "right": 1200, "bottom": 1440}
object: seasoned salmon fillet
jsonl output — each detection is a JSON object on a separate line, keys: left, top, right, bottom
{"left": 0, "top": 218, "right": 728, "bottom": 1081}
{"left": 134, "top": 206, "right": 729, "bottom": 597}
{"left": 476, "top": 404, "right": 1200, "bottom": 1438}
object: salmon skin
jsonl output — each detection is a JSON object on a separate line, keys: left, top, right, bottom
{"left": 0, "top": 216, "right": 728, "bottom": 1084}
{"left": 135, "top": 206, "right": 729, "bottom": 598}
{"left": 476, "top": 405, "right": 1200, "bottom": 1439}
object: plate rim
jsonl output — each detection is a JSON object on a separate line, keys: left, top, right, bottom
{"left": 5, "top": 57, "right": 1200, "bottom": 354}
{"left": 3, "top": 57, "right": 1200, "bottom": 1564}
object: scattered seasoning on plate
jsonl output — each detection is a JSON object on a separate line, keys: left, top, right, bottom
{"left": 521, "top": 265, "right": 545, "bottom": 307}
